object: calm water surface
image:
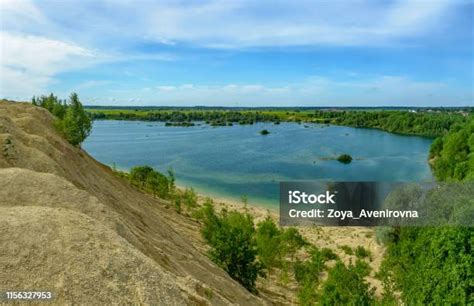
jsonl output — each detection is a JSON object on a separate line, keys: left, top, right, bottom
{"left": 83, "top": 121, "right": 433, "bottom": 207}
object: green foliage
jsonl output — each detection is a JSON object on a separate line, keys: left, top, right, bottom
{"left": 61, "top": 93, "right": 92, "bottom": 146}
{"left": 255, "top": 217, "right": 306, "bottom": 268}
{"left": 89, "top": 107, "right": 469, "bottom": 137}
{"left": 431, "top": 116, "right": 474, "bottom": 181}
{"left": 129, "top": 165, "right": 173, "bottom": 199}
{"left": 174, "top": 197, "right": 182, "bottom": 214}
{"left": 146, "top": 171, "right": 170, "bottom": 198}
{"left": 294, "top": 247, "right": 326, "bottom": 285}
{"left": 32, "top": 93, "right": 67, "bottom": 119}
{"left": 255, "top": 217, "right": 282, "bottom": 268}
{"left": 260, "top": 129, "right": 270, "bottom": 135}
{"left": 321, "top": 109, "right": 467, "bottom": 137}
{"left": 182, "top": 187, "right": 198, "bottom": 208}
{"left": 130, "top": 166, "right": 154, "bottom": 188}
{"left": 320, "top": 247, "right": 338, "bottom": 261}
{"left": 379, "top": 181, "right": 474, "bottom": 303}
{"left": 200, "top": 203, "right": 264, "bottom": 293}
{"left": 89, "top": 108, "right": 280, "bottom": 126}
{"left": 380, "top": 226, "right": 473, "bottom": 304}
{"left": 383, "top": 118, "right": 472, "bottom": 303}
{"left": 33, "top": 93, "right": 91, "bottom": 146}
{"left": 294, "top": 248, "right": 327, "bottom": 305}
{"left": 337, "top": 154, "right": 352, "bottom": 164}
{"left": 339, "top": 245, "right": 353, "bottom": 255}
{"left": 355, "top": 246, "right": 371, "bottom": 260}
{"left": 167, "top": 167, "right": 176, "bottom": 191}
{"left": 279, "top": 227, "right": 307, "bottom": 259}
{"left": 318, "top": 260, "right": 375, "bottom": 305}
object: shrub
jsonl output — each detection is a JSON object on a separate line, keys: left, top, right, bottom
{"left": 294, "top": 247, "right": 328, "bottom": 305}
{"left": 320, "top": 248, "right": 338, "bottom": 261}
{"left": 380, "top": 226, "right": 473, "bottom": 304}
{"left": 339, "top": 245, "right": 353, "bottom": 255}
{"left": 255, "top": 218, "right": 307, "bottom": 268}
{"left": 255, "top": 217, "right": 282, "bottom": 268}
{"left": 146, "top": 170, "right": 170, "bottom": 198}
{"left": 33, "top": 92, "right": 91, "bottom": 146}
{"left": 318, "top": 260, "right": 375, "bottom": 305}
{"left": 260, "top": 129, "right": 270, "bottom": 135}
{"left": 337, "top": 154, "right": 352, "bottom": 164}
{"left": 129, "top": 165, "right": 172, "bottom": 199}
{"left": 279, "top": 227, "right": 307, "bottom": 259}
{"left": 183, "top": 187, "right": 198, "bottom": 208}
{"left": 355, "top": 246, "right": 371, "bottom": 260}
{"left": 130, "top": 166, "right": 154, "bottom": 188}
{"left": 200, "top": 203, "right": 264, "bottom": 293}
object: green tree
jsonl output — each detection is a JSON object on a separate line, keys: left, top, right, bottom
{"left": 255, "top": 217, "right": 282, "bottom": 268}
{"left": 432, "top": 116, "right": 474, "bottom": 181}
{"left": 167, "top": 166, "right": 176, "bottom": 191}
{"left": 318, "top": 260, "right": 375, "bottom": 305}
{"left": 201, "top": 204, "right": 264, "bottom": 293}
{"left": 146, "top": 170, "right": 169, "bottom": 198}
{"left": 130, "top": 166, "right": 154, "bottom": 188}
{"left": 294, "top": 247, "right": 327, "bottom": 305}
{"left": 183, "top": 187, "right": 198, "bottom": 208}
{"left": 61, "top": 93, "right": 92, "bottom": 146}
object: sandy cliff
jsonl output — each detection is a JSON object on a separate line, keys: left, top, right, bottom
{"left": 0, "top": 101, "right": 264, "bottom": 305}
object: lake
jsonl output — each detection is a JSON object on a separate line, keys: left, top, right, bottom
{"left": 83, "top": 120, "right": 433, "bottom": 207}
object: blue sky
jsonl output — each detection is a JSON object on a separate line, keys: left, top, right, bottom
{"left": 0, "top": 0, "right": 472, "bottom": 106}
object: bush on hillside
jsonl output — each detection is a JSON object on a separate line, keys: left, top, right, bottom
{"left": 200, "top": 202, "right": 265, "bottom": 293}
{"left": 129, "top": 165, "right": 173, "bottom": 199}
{"left": 318, "top": 260, "right": 375, "bottom": 305}
{"left": 32, "top": 93, "right": 91, "bottom": 146}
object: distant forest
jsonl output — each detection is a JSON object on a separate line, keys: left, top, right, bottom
{"left": 87, "top": 107, "right": 471, "bottom": 138}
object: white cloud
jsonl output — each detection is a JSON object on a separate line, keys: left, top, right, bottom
{"left": 157, "top": 86, "right": 177, "bottom": 92}
{"left": 0, "top": 0, "right": 47, "bottom": 28}
{"left": 0, "top": 31, "right": 98, "bottom": 98}
{"left": 139, "top": 0, "right": 457, "bottom": 48}
{"left": 2, "top": 0, "right": 461, "bottom": 49}
{"left": 94, "top": 75, "right": 471, "bottom": 107}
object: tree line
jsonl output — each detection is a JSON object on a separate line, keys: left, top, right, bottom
{"left": 90, "top": 109, "right": 280, "bottom": 126}
{"left": 311, "top": 110, "right": 468, "bottom": 137}
{"left": 89, "top": 107, "right": 470, "bottom": 137}
{"left": 375, "top": 116, "right": 474, "bottom": 304}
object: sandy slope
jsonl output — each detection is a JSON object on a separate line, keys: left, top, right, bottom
{"left": 0, "top": 101, "right": 263, "bottom": 305}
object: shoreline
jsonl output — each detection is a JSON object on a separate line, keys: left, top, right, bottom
{"left": 175, "top": 183, "right": 279, "bottom": 222}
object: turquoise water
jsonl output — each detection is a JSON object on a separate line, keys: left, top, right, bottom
{"left": 83, "top": 121, "right": 433, "bottom": 207}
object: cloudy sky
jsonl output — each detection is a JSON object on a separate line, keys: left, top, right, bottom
{"left": 0, "top": 0, "right": 472, "bottom": 106}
